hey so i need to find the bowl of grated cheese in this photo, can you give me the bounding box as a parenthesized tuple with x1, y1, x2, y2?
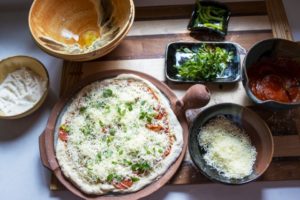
(0, 56, 49, 119)
(189, 103, 273, 184)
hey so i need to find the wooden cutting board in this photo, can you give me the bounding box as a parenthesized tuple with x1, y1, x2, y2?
(51, 0, 300, 190)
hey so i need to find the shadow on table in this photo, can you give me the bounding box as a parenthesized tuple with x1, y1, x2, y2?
(36, 156, 81, 200)
(0, 88, 57, 141)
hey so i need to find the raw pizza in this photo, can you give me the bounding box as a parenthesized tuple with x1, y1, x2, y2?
(56, 74, 183, 194)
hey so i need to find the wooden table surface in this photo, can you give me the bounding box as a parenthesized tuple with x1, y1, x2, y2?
(51, 0, 300, 190)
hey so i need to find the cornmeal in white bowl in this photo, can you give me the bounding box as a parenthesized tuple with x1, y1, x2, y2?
(0, 67, 47, 116)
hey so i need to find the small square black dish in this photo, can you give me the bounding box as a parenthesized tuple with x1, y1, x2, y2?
(165, 42, 241, 84)
(188, 1, 230, 37)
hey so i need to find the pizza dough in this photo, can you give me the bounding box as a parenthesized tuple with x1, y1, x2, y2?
(55, 74, 183, 194)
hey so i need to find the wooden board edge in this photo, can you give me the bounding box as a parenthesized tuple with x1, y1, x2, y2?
(135, 1, 267, 21)
(60, 61, 83, 97)
(50, 157, 300, 190)
(54, 0, 298, 192)
(265, 0, 293, 40)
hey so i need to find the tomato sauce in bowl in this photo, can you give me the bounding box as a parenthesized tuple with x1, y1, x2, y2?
(248, 58, 300, 103)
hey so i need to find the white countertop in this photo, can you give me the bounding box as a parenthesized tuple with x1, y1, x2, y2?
(1, 1, 300, 200)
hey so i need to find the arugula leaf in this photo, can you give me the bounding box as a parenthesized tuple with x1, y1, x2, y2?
(131, 162, 151, 173)
(96, 152, 102, 163)
(112, 161, 117, 165)
(123, 159, 133, 166)
(117, 106, 126, 117)
(99, 120, 104, 127)
(109, 128, 116, 136)
(106, 174, 114, 182)
(131, 177, 140, 182)
(104, 105, 111, 113)
(106, 173, 122, 183)
(103, 89, 113, 98)
(177, 44, 233, 81)
(80, 123, 93, 136)
(92, 101, 105, 109)
(125, 102, 134, 111)
(139, 111, 155, 123)
(106, 135, 114, 144)
(79, 106, 87, 114)
(118, 149, 124, 155)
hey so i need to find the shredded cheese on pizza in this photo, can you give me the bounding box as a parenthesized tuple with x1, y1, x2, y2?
(55, 74, 183, 194)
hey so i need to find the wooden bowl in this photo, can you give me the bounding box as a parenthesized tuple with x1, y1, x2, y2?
(0, 56, 49, 119)
(28, 0, 135, 61)
(39, 69, 211, 199)
(189, 103, 274, 184)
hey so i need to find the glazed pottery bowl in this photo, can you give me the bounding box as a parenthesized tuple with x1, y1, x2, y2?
(29, 0, 135, 61)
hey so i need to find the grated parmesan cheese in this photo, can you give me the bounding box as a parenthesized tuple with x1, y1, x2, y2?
(198, 116, 257, 179)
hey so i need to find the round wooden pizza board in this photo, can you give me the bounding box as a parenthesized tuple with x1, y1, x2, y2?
(39, 69, 210, 200)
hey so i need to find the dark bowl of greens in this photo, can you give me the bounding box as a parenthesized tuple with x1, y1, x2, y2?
(188, 0, 230, 37)
(166, 42, 243, 83)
